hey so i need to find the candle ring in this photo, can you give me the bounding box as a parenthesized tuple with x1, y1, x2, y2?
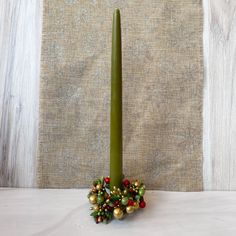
(87, 176, 146, 224)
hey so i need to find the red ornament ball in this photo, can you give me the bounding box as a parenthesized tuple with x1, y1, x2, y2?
(128, 199, 135, 206)
(139, 201, 146, 208)
(104, 177, 110, 184)
(123, 179, 130, 187)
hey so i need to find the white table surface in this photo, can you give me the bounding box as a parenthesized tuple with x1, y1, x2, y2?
(0, 188, 236, 236)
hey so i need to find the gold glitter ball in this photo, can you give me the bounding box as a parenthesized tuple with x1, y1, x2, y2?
(134, 202, 139, 210)
(113, 208, 124, 220)
(89, 194, 97, 204)
(93, 204, 99, 211)
(126, 206, 134, 214)
(96, 184, 103, 190)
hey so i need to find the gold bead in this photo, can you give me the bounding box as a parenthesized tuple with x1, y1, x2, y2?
(133, 202, 139, 210)
(92, 187, 97, 192)
(106, 199, 110, 203)
(113, 208, 124, 220)
(123, 190, 128, 195)
(96, 184, 103, 190)
(93, 205, 99, 211)
(89, 194, 97, 204)
(134, 181, 140, 187)
(126, 206, 134, 214)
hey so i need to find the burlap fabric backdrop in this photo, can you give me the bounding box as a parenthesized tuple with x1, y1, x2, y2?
(38, 0, 203, 191)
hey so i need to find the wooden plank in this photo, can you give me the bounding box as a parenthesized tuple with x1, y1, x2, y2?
(0, 1, 42, 187)
(203, 0, 236, 190)
(1, 189, 236, 235)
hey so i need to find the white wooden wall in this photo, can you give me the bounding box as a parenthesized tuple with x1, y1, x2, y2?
(0, 0, 236, 190)
(0, 0, 42, 187)
(203, 0, 236, 190)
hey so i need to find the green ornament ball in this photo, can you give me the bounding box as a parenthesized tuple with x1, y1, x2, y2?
(97, 195, 104, 204)
(121, 197, 129, 205)
(135, 195, 141, 200)
(139, 188, 145, 197)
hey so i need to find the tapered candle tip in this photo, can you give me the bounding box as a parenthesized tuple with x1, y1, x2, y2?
(114, 8, 120, 16)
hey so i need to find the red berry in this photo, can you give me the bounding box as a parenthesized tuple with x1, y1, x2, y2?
(139, 201, 146, 208)
(123, 179, 130, 187)
(128, 199, 135, 206)
(104, 177, 110, 184)
(114, 200, 120, 206)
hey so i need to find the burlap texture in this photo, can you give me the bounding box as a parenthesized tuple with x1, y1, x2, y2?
(38, 0, 203, 190)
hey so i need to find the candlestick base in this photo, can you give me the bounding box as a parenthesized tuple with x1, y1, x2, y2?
(87, 176, 146, 224)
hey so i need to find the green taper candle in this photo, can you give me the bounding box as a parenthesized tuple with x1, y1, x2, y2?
(110, 9, 122, 189)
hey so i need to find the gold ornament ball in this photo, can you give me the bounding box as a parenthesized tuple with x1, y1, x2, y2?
(134, 181, 140, 187)
(89, 194, 97, 204)
(113, 208, 124, 220)
(126, 206, 134, 214)
(96, 184, 103, 190)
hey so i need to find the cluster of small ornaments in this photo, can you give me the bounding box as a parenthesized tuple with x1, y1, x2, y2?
(88, 176, 146, 224)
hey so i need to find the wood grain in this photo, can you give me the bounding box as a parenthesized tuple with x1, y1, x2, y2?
(0, 1, 42, 187)
(203, 0, 236, 190)
(1, 188, 236, 235)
